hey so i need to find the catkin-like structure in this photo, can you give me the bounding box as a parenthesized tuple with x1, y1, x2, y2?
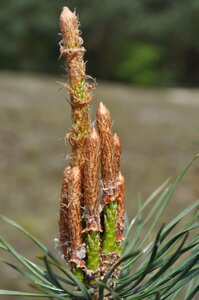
(67, 166, 84, 268)
(60, 7, 92, 169)
(96, 102, 116, 205)
(83, 128, 101, 233)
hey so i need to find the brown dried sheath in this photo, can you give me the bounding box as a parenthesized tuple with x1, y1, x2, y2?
(116, 172, 126, 242)
(59, 165, 71, 260)
(83, 127, 101, 232)
(67, 166, 84, 268)
(96, 102, 116, 205)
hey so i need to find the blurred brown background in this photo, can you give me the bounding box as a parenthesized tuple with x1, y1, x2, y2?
(0, 0, 199, 295)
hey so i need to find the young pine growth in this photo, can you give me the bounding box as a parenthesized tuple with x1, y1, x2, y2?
(83, 128, 101, 274)
(1, 5, 198, 300)
(59, 6, 125, 284)
(60, 7, 91, 168)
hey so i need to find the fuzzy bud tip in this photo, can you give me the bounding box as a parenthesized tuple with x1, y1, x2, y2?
(96, 102, 112, 133)
(60, 6, 81, 50)
(98, 102, 110, 116)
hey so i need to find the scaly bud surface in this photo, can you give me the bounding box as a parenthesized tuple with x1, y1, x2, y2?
(59, 165, 71, 260)
(96, 102, 116, 204)
(67, 167, 85, 277)
(84, 128, 101, 232)
(113, 133, 122, 176)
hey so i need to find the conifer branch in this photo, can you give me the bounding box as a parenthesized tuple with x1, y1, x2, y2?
(0, 5, 198, 300)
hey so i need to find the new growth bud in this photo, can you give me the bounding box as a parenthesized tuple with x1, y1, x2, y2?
(67, 166, 84, 268)
(97, 102, 116, 204)
(59, 6, 126, 284)
(83, 128, 101, 232)
(60, 7, 82, 50)
(60, 6, 92, 169)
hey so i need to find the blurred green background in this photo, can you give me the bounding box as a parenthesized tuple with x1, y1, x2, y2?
(1, 0, 199, 86)
(0, 0, 199, 296)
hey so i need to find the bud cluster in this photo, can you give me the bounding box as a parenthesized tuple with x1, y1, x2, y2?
(59, 7, 125, 283)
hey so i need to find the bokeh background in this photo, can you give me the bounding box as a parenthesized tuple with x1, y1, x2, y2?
(1, 0, 199, 295)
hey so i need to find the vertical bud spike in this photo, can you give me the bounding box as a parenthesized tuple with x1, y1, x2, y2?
(97, 102, 118, 272)
(67, 166, 85, 270)
(96, 102, 116, 204)
(83, 127, 101, 275)
(59, 165, 71, 260)
(60, 7, 92, 169)
(84, 127, 101, 232)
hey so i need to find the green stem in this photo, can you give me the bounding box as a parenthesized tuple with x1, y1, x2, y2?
(71, 263, 84, 282)
(86, 231, 100, 271)
(115, 241, 122, 254)
(102, 201, 117, 253)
